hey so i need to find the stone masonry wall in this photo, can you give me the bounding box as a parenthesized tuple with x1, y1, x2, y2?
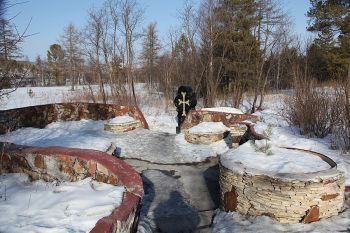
(0, 143, 144, 233)
(219, 163, 345, 224)
(181, 110, 260, 146)
(0, 103, 149, 134)
(181, 110, 257, 131)
(104, 120, 143, 133)
(184, 131, 227, 144)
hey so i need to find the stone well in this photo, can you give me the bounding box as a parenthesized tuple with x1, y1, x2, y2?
(104, 117, 142, 133)
(181, 110, 257, 146)
(184, 122, 230, 145)
(0, 143, 144, 233)
(219, 148, 345, 224)
(184, 131, 229, 144)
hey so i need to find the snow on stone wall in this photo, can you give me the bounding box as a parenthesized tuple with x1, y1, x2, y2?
(0, 143, 144, 233)
(181, 110, 258, 146)
(0, 103, 149, 134)
(219, 162, 345, 224)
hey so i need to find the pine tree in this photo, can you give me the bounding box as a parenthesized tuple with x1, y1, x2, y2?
(47, 44, 65, 86)
(307, 0, 350, 80)
(214, 0, 260, 107)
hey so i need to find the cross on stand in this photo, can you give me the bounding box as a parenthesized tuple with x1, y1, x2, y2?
(178, 92, 190, 116)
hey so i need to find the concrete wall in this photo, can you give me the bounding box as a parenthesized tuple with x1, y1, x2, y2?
(0, 143, 144, 233)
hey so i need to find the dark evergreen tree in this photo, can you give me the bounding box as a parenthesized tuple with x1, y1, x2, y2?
(307, 0, 350, 80)
(214, 0, 260, 107)
(47, 44, 65, 86)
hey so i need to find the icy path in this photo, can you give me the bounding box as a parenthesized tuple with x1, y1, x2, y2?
(126, 157, 220, 233)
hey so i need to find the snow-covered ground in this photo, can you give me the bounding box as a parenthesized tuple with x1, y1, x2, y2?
(0, 86, 89, 110)
(249, 109, 350, 185)
(213, 208, 350, 233)
(215, 95, 350, 233)
(1, 86, 350, 232)
(0, 120, 230, 164)
(0, 173, 124, 233)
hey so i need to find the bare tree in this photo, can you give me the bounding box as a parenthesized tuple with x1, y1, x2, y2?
(105, 0, 128, 102)
(85, 8, 108, 103)
(140, 22, 161, 88)
(60, 23, 83, 90)
(250, 0, 290, 112)
(0, 0, 32, 97)
(179, 0, 200, 88)
(119, 0, 143, 106)
(198, 0, 224, 107)
(34, 55, 48, 86)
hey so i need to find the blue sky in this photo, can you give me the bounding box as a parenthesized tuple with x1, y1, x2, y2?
(8, 0, 312, 61)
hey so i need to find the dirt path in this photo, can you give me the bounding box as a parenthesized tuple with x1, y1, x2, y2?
(123, 157, 220, 233)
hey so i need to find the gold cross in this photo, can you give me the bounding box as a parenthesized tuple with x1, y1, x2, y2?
(178, 92, 190, 116)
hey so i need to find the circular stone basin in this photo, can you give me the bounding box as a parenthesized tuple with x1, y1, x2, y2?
(184, 122, 230, 144)
(104, 115, 141, 133)
(219, 141, 345, 224)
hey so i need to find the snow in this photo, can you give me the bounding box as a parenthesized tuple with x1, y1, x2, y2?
(0, 86, 90, 110)
(0, 120, 230, 164)
(108, 115, 136, 124)
(213, 209, 350, 233)
(188, 122, 230, 135)
(220, 140, 331, 173)
(0, 120, 114, 152)
(201, 107, 243, 114)
(249, 109, 350, 184)
(0, 173, 124, 233)
(1, 86, 350, 232)
(144, 112, 178, 134)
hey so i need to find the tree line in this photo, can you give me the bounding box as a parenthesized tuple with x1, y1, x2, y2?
(0, 0, 349, 112)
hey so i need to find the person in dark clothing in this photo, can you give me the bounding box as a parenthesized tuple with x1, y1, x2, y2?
(174, 86, 197, 133)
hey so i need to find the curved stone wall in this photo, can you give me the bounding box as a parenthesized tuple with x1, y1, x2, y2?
(184, 131, 228, 144)
(0, 103, 149, 134)
(219, 153, 345, 224)
(181, 110, 257, 131)
(181, 110, 262, 146)
(0, 142, 144, 233)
